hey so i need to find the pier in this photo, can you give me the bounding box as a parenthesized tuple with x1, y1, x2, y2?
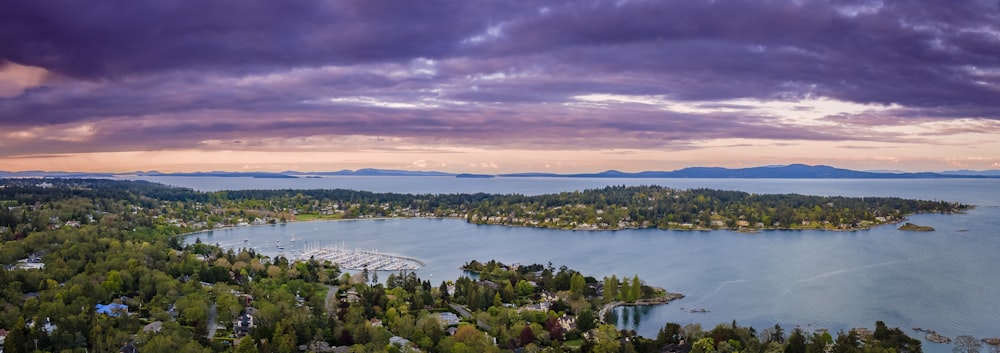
(296, 242, 423, 271)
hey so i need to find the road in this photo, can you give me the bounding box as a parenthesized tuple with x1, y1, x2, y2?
(449, 303, 490, 331)
(324, 285, 339, 316)
(206, 303, 218, 339)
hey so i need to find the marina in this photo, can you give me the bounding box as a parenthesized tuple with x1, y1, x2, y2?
(296, 242, 423, 271)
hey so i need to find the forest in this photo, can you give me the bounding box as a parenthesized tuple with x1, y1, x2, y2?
(1, 179, 970, 239)
(0, 178, 979, 352)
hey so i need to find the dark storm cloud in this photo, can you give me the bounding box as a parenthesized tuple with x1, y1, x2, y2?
(0, 0, 504, 78)
(1, 0, 998, 156)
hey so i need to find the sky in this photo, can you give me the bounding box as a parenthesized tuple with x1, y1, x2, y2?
(1, 0, 999, 173)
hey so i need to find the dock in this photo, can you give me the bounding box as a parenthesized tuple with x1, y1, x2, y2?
(296, 242, 423, 271)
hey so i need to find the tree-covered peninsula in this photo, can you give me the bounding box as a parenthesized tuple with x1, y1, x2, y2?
(0, 179, 969, 237)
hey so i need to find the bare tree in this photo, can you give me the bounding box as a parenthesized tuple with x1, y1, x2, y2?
(954, 335, 982, 353)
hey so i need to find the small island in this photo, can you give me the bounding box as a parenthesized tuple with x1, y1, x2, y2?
(455, 173, 495, 178)
(898, 222, 935, 231)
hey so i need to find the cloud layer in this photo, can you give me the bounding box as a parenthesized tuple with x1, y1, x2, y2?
(1, 0, 998, 171)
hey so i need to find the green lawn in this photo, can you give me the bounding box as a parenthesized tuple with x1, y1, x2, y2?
(563, 339, 584, 350)
(293, 213, 343, 221)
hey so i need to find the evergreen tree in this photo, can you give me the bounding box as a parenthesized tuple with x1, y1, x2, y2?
(630, 274, 642, 302)
(603, 275, 618, 303)
(6, 317, 29, 353)
(439, 281, 450, 301)
(569, 273, 586, 298)
(785, 328, 807, 353)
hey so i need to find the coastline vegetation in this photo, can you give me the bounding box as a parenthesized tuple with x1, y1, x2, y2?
(0, 178, 975, 352)
(1, 179, 969, 239)
(897, 223, 935, 232)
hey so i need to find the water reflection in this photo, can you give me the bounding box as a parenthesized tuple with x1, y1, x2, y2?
(609, 305, 654, 329)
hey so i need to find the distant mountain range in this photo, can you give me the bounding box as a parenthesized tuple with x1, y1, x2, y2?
(500, 164, 1000, 178)
(0, 171, 118, 178)
(941, 169, 1000, 177)
(282, 168, 454, 177)
(3, 164, 1000, 179)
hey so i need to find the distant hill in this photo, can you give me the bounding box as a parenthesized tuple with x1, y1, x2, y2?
(500, 164, 996, 178)
(135, 171, 297, 178)
(284, 169, 455, 177)
(0, 171, 116, 178)
(455, 173, 495, 178)
(941, 169, 1000, 177)
(4, 165, 998, 179)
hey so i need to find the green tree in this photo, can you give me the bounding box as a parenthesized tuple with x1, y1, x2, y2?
(785, 328, 807, 353)
(515, 280, 534, 297)
(576, 310, 598, 333)
(603, 275, 618, 303)
(569, 273, 586, 298)
(592, 324, 622, 353)
(808, 332, 834, 353)
(692, 337, 717, 353)
(5, 317, 28, 353)
(629, 274, 642, 302)
(103, 270, 124, 294)
(234, 337, 258, 353)
(831, 330, 861, 353)
(656, 322, 683, 345)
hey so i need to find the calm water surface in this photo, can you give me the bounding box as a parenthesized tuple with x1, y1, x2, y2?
(173, 177, 1000, 352)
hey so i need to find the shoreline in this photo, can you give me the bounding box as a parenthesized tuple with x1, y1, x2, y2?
(599, 291, 686, 323)
(179, 212, 961, 241)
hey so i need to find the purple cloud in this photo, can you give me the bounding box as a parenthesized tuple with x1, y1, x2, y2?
(1, 0, 998, 160)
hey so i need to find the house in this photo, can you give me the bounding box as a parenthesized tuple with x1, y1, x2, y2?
(479, 280, 500, 290)
(297, 341, 347, 352)
(434, 312, 460, 327)
(661, 342, 692, 353)
(519, 302, 550, 312)
(0, 328, 8, 346)
(26, 318, 56, 335)
(238, 294, 254, 307)
(16, 255, 45, 270)
(341, 288, 361, 304)
(120, 341, 138, 353)
(558, 315, 577, 331)
(389, 336, 413, 351)
(369, 318, 383, 328)
(234, 314, 254, 337)
(96, 303, 129, 317)
(143, 321, 163, 333)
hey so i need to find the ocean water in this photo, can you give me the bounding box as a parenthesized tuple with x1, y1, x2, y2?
(170, 176, 1000, 352)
